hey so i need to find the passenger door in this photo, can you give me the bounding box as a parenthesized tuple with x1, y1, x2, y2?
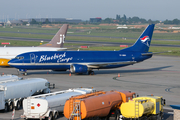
(30, 53, 36, 64)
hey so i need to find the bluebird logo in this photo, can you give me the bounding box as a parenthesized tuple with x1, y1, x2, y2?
(140, 36, 150, 47)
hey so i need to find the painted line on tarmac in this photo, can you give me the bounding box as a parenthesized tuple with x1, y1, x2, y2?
(113, 76, 166, 86)
(113, 76, 180, 93)
(167, 112, 174, 114)
(165, 87, 176, 93)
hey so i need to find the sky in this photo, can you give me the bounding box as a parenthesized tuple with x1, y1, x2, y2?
(0, 0, 180, 21)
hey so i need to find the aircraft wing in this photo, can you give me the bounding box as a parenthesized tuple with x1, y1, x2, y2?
(87, 61, 136, 68)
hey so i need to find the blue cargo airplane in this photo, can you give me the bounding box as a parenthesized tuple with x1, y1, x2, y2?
(8, 24, 155, 75)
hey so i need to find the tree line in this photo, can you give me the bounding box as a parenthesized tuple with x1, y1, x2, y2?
(101, 14, 180, 25)
(29, 15, 180, 25)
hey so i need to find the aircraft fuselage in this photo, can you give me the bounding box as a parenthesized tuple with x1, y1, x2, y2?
(8, 51, 152, 70)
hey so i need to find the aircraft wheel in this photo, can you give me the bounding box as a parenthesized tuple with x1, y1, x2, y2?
(23, 72, 27, 76)
(88, 71, 94, 75)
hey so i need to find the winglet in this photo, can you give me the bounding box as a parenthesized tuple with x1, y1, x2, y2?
(39, 24, 69, 48)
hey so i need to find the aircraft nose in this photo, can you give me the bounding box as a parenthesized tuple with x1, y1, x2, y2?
(8, 59, 16, 65)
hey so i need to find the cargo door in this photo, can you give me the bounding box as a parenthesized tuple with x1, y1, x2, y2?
(0, 91, 5, 110)
(30, 53, 36, 64)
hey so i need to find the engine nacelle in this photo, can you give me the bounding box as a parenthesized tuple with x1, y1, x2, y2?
(70, 64, 88, 74)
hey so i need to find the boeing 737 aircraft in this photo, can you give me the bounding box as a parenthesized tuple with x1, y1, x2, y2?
(8, 24, 155, 75)
(0, 24, 68, 66)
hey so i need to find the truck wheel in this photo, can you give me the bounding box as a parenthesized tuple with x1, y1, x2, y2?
(100, 117, 108, 120)
(16, 101, 21, 110)
(43, 88, 51, 94)
(160, 112, 163, 120)
(115, 110, 120, 120)
(108, 110, 120, 120)
(54, 112, 58, 120)
(20, 99, 24, 107)
(9, 102, 13, 111)
(46, 112, 53, 120)
(45, 114, 53, 120)
(3, 103, 9, 112)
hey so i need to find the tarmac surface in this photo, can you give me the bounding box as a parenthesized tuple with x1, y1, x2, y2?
(0, 55, 178, 120)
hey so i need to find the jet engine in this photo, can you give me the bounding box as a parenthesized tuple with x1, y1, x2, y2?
(70, 64, 88, 74)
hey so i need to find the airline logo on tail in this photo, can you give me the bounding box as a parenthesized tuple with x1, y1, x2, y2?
(140, 36, 150, 47)
(57, 34, 65, 44)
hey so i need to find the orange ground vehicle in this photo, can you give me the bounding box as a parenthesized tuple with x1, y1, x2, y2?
(64, 90, 136, 120)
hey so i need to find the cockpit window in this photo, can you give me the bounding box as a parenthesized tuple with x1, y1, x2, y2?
(15, 56, 24, 59)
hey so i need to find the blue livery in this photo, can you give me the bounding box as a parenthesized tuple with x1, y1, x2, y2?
(8, 24, 155, 75)
(170, 105, 180, 110)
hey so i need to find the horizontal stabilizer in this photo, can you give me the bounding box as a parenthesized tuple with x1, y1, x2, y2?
(142, 51, 171, 56)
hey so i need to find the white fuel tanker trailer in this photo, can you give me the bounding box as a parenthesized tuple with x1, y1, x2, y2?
(21, 88, 95, 120)
(0, 74, 20, 83)
(0, 78, 51, 112)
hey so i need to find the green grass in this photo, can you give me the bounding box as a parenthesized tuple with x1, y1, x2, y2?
(149, 46, 180, 56)
(66, 36, 180, 45)
(0, 32, 53, 39)
(0, 26, 59, 34)
(0, 39, 88, 47)
(153, 33, 180, 40)
(64, 43, 87, 46)
(1, 32, 180, 46)
(0, 39, 46, 46)
(70, 24, 117, 29)
(1, 26, 180, 40)
(0, 39, 179, 56)
(151, 40, 180, 45)
(76, 46, 180, 56)
(0, 25, 180, 56)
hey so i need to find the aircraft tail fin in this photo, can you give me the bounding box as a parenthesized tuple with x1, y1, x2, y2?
(39, 24, 69, 48)
(121, 24, 155, 53)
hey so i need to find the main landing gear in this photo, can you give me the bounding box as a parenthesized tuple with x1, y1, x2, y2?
(17, 69, 27, 76)
(88, 70, 94, 75)
(23, 72, 27, 76)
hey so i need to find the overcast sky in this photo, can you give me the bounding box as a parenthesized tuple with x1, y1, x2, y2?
(0, 0, 179, 21)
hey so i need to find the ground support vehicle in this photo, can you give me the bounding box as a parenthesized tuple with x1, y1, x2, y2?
(120, 95, 166, 120)
(0, 74, 21, 83)
(64, 90, 136, 120)
(0, 78, 51, 112)
(21, 88, 95, 120)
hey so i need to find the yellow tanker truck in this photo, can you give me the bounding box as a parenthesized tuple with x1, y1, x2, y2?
(120, 95, 166, 120)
